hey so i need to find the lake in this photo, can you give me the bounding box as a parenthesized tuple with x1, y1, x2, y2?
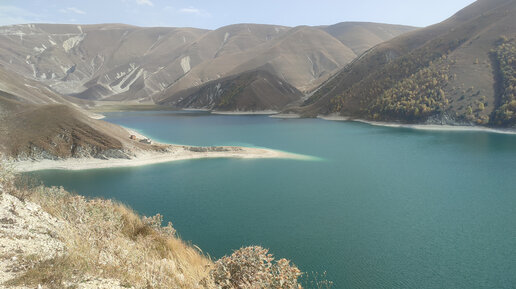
(33, 111, 516, 288)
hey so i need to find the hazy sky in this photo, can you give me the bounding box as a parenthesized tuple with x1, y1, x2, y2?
(0, 0, 477, 29)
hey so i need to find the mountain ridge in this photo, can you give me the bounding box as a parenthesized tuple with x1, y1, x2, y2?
(299, 0, 516, 128)
(0, 21, 417, 110)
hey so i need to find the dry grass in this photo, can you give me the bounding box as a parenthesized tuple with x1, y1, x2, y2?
(1, 156, 214, 288)
(0, 160, 15, 196)
(6, 255, 81, 289)
(0, 156, 307, 288)
(2, 104, 124, 159)
(211, 246, 302, 289)
(19, 186, 215, 288)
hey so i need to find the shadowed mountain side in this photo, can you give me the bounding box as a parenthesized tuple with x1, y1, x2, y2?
(159, 69, 303, 111)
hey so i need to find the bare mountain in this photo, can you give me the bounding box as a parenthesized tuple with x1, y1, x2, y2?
(320, 22, 417, 55)
(0, 65, 294, 162)
(301, 0, 516, 127)
(157, 25, 358, 99)
(0, 23, 208, 102)
(0, 65, 150, 160)
(0, 63, 87, 107)
(0, 22, 416, 107)
(159, 68, 303, 111)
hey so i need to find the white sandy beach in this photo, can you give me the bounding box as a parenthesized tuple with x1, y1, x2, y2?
(317, 115, 351, 121)
(317, 114, 516, 135)
(88, 113, 106, 120)
(13, 146, 313, 172)
(269, 113, 302, 119)
(211, 110, 279, 115)
(6, 111, 318, 172)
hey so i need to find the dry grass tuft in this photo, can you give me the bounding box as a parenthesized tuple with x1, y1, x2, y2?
(0, 156, 214, 288)
(5, 255, 83, 289)
(22, 186, 215, 288)
(211, 246, 302, 289)
(0, 158, 15, 196)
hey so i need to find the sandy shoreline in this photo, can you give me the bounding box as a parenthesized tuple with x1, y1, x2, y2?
(89, 108, 515, 135)
(88, 113, 106, 120)
(13, 146, 315, 172)
(269, 113, 302, 119)
(8, 111, 316, 172)
(31, 110, 514, 173)
(317, 115, 516, 135)
(211, 110, 279, 115)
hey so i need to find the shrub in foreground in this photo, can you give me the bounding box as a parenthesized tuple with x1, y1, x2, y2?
(211, 246, 302, 289)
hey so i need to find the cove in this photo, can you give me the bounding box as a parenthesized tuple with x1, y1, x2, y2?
(32, 111, 516, 288)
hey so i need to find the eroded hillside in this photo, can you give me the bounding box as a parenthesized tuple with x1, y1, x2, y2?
(0, 22, 416, 107)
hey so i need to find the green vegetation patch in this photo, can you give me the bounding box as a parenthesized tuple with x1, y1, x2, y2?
(491, 37, 516, 127)
(368, 60, 451, 121)
(326, 36, 467, 119)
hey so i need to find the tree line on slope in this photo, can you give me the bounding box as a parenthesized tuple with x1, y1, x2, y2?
(491, 37, 516, 127)
(327, 36, 467, 119)
(367, 58, 451, 121)
(319, 11, 515, 126)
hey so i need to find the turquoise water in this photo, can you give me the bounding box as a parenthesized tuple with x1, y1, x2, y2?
(33, 111, 516, 288)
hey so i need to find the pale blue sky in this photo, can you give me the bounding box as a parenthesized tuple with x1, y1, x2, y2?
(0, 0, 476, 29)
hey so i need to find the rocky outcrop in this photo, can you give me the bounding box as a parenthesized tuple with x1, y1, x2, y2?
(186, 146, 243, 153)
(0, 191, 131, 288)
(0, 193, 64, 286)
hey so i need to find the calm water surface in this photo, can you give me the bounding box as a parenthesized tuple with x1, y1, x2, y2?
(33, 111, 516, 288)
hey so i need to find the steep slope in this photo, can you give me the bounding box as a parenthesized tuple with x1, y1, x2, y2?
(0, 23, 209, 102)
(0, 167, 303, 289)
(0, 22, 415, 104)
(0, 101, 128, 160)
(320, 22, 418, 55)
(159, 69, 303, 111)
(0, 66, 302, 166)
(231, 26, 358, 91)
(0, 66, 150, 160)
(302, 0, 516, 127)
(0, 63, 88, 107)
(158, 25, 358, 100)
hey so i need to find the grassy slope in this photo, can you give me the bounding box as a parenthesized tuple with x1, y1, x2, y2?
(0, 66, 150, 160)
(1, 168, 214, 288)
(1, 99, 125, 159)
(0, 162, 303, 289)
